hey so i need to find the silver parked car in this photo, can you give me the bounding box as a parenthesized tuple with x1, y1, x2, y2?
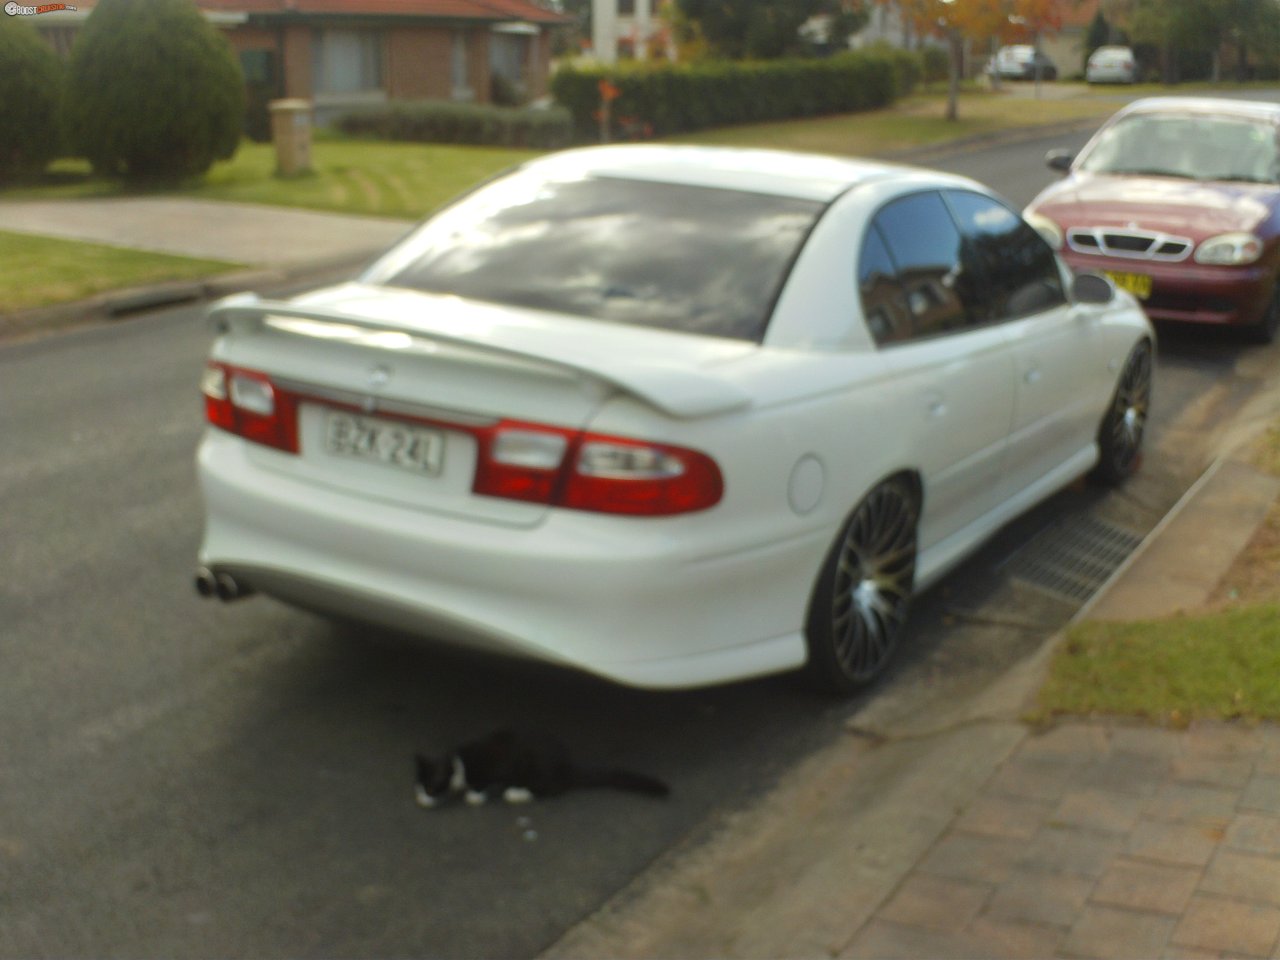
(987, 45, 1058, 81)
(1086, 46, 1137, 84)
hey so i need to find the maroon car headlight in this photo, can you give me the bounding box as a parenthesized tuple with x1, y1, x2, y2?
(1194, 232, 1263, 265)
(1024, 212, 1064, 250)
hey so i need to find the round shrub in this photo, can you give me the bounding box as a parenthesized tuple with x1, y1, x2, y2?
(0, 16, 64, 182)
(66, 0, 244, 182)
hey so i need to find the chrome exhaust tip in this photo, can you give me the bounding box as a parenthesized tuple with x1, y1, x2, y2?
(195, 567, 218, 598)
(214, 571, 253, 602)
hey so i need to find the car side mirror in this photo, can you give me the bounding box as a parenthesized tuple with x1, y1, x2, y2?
(1046, 149, 1074, 173)
(1072, 272, 1115, 305)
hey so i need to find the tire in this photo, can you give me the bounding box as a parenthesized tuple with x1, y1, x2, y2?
(804, 477, 919, 694)
(1243, 286, 1280, 345)
(1092, 339, 1152, 486)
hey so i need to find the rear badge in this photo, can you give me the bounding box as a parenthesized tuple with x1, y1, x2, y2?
(368, 364, 393, 389)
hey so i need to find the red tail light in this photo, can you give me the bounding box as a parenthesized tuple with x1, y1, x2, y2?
(475, 424, 723, 516)
(562, 435, 723, 515)
(201, 362, 299, 454)
(202, 363, 722, 515)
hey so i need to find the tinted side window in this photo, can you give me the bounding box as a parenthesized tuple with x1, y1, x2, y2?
(945, 190, 1066, 321)
(857, 225, 912, 345)
(871, 191, 983, 339)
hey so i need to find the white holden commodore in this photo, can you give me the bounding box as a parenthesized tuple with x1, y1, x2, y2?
(195, 145, 1153, 693)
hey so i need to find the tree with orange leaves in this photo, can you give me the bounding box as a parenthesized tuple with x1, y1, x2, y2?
(875, 0, 1068, 119)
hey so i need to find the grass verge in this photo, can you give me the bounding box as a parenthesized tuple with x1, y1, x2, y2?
(1035, 605, 1280, 726)
(0, 231, 241, 314)
(1036, 418, 1280, 726)
(6, 140, 541, 220)
(671, 88, 1116, 156)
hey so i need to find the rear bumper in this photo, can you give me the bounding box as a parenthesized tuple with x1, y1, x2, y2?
(196, 431, 820, 689)
(1063, 254, 1274, 329)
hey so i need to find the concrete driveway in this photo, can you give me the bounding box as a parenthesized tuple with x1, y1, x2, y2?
(0, 197, 413, 267)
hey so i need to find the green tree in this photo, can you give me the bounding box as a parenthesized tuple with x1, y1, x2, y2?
(0, 16, 64, 182)
(66, 0, 244, 182)
(675, 0, 867, 59)
(1083, 7, 1110, 70)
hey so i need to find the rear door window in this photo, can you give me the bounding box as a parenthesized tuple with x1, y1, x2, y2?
(944, 190, 1066, 321)
(858, 191, 986, 343)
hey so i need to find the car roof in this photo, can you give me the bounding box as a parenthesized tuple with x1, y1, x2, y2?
(519, 144, 964, 203)
(1117, 96, 1280, 124)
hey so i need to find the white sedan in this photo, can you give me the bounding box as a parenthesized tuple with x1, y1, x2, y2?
(195, 145, 1153, 693)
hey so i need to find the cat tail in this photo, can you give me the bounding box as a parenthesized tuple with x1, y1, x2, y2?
(575, 767, 670, 798)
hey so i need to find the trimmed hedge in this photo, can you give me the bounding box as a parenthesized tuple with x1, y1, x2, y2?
(67, 0, 243, 182)
(551, 49, 925, 140)
(0, 16, 64, 182)
(333, 101, 574, 150)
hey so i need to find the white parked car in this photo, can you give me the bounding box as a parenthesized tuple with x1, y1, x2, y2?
(1086, 45, 1137, 84)
(195, 145, 1153, 693)
(987, 44, 1058, 81)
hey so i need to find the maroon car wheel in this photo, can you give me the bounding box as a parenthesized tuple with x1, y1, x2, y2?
(1246, 286, 1280, 345)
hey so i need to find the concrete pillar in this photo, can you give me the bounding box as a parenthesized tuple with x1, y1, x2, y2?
(592, 0, 617, 64)
(634, 0, 650, 61)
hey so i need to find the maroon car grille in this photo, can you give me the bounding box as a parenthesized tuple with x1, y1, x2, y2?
(1066, 227, 1192, 262)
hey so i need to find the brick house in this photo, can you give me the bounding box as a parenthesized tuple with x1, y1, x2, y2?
(36, 0, 568, 124)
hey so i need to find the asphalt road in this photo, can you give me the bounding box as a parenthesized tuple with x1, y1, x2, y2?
(0, 130, 1267, 958)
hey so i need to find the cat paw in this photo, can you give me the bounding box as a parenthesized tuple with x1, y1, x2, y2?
(414, 785, 439, 809)
(465, 790, 488, 806)
(503, 787, 534, 804)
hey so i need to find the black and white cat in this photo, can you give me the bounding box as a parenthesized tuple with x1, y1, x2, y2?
(414, 729, 670, 808)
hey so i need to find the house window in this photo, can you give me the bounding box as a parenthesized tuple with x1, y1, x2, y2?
(312, 28, 383, 95)
(452, 29, 473, 100)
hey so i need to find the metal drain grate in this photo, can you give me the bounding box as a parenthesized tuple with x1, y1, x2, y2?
(1001, 515, 1144, 604)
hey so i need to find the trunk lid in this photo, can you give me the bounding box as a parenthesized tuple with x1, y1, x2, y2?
(206, 284, 755, 527)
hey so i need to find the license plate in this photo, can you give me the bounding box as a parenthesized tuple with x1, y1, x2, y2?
(1104, 270, 1152, 300)
(324, 411, 444, 475)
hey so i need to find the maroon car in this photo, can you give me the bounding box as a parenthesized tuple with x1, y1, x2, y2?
(1025, 97, 1280, 342)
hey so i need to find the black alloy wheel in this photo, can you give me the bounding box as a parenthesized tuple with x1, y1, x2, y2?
(1093, 339, 1152, 486)
(805, 477, 918, 693)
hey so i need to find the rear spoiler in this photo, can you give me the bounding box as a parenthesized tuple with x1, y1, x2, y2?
(207, 293, 752, 420)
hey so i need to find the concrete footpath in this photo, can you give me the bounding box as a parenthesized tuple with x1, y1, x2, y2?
(0, 197, 412, 340)
(543, 395, 1280, 957)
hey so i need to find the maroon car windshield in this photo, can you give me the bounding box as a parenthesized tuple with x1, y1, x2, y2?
(1078, 113, 1280, 185)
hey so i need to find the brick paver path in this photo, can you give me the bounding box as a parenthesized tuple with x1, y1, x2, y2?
(843, 721, 1280, 959)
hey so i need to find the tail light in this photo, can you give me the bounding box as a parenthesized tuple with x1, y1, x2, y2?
(475, 423, 723, 516)
(202, 363, 723, 516)
(201, 362, 298, 453)
(561, 435, 723, 515)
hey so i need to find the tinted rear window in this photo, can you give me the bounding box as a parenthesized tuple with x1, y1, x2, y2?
(368, 173, 824, 342)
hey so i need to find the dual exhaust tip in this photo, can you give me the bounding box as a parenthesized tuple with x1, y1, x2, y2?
(194, 567, 254, 602)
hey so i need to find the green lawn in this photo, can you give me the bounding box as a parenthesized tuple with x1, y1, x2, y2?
(1035, 605, 1280, 726)
(10, 140, 541, 220)
(671, 89, 1117, 156)
(0, 231, 240, 314)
